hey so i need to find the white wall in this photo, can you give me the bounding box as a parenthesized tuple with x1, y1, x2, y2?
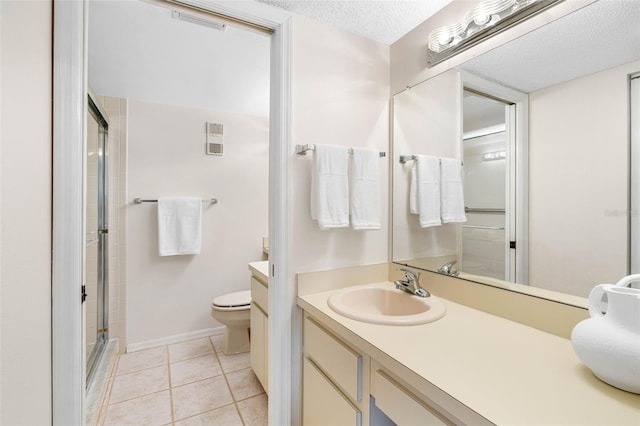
(0, 1, 53, 423)
(291, 15, 390, 274)
(392, 69, 461, 263)
(126, 100, 268, 346)
(529, 60, 640, 297)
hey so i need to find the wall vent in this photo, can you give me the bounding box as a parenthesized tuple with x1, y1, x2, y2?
(206, 122, 223, 156)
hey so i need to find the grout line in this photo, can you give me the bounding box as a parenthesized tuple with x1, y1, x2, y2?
(172, 403, 237, 424)
(102, 352, 121, 410)
(214, 335, 246, 426)
(210, 337, 247, 425)
(114, 361, 168, 377)
(167, 345, 176, 425)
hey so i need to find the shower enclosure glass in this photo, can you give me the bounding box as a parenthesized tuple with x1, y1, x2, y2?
(86, 94, 109, 384)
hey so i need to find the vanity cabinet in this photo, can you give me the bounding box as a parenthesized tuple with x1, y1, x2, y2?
(250, 275, 268, 393)
(301, 313, 481, 426)
(303, 358, 362, 425)
(370, 365, 452, 426)
(303, 316, 367, 425)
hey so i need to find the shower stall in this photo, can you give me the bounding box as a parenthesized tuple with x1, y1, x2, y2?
(85, 93, 109, 384)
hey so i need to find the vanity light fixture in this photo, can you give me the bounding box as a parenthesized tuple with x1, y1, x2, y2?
(426, 0, 560, 68)
(171, 10, 227, 32)
(482, 150, 507, 161)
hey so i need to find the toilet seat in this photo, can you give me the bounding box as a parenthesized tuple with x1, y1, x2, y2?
(212, 290, 251, 312)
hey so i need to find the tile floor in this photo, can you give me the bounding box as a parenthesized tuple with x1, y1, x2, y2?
(94, 335, 267, 425)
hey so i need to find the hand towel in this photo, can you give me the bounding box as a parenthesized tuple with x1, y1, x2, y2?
(440, 158, 467, 223)
(409, 162, 418, 214)
(310, 144, 349, 230)
(350, 147, 381, 230)
(416, 155, 442, 228)
(157, 197, 202, 256)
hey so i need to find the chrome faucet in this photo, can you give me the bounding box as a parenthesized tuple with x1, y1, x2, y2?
(438, 260, 459, 277)
(394, 268, 430, 298)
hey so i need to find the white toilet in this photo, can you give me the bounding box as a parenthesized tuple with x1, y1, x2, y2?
(210, 290, 252, 355)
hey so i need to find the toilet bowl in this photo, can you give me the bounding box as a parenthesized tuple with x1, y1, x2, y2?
(210, 290, 251, 355)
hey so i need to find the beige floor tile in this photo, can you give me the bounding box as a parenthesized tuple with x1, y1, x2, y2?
(170, 354, 223, 387)
(116, 347, 167, 375)
(174, 404, 243, 426)
(103, 391, 172, 426)
(172, 376, 233, 421)
(109, 365, 169, 404)
(226, 368, 264, 401)
(237, 394, 268, 426)
(216, 351, 251, 373)
(169, 338, 213, 362)
(209, 334, 224, 353)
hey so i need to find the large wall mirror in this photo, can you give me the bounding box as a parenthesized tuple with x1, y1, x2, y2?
(392, 0, 640, 300)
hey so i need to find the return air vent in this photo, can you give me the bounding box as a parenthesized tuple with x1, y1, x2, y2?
(206, 122, 223, 156)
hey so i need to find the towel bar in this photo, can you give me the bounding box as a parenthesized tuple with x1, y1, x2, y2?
(400, 155, 464, 166)
(133, 198, 218, 205)
(464, 207, 504, 213)
(296, 144, 386, 157)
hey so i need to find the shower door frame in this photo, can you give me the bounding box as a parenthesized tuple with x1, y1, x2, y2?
(85, 93, 109, 384)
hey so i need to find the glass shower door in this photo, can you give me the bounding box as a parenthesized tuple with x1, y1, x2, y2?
(86, 95, 109, 384)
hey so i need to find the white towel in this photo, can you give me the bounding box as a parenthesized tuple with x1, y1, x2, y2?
(415, 155, 442, 228)
(409, 163, 418, 214)
(440, 158, 467, 223)
(310, 144, 349, 230)
(157, 197, 202, 256)
(350, 147, 381, 230)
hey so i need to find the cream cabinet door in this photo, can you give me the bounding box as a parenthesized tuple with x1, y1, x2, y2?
(250, 304, 267, 392)
(303, 357, 362, 426)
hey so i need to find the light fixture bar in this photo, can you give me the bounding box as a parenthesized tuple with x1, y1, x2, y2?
(426, 0, 561, 68)
(172, 10, 227, 32)
(482, 150, 507, 161)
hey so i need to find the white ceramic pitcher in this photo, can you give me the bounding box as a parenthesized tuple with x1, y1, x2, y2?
(571, 275, 640, 394)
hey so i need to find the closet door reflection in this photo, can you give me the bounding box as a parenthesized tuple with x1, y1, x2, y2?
(86, 96, 109, 383)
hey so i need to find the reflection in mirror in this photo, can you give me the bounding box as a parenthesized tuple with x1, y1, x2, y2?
(461, 91, 508, 281)
(392, 0, 640, 300)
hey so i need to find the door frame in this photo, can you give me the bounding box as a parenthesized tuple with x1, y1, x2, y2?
(52, 1, 293, 424)
(631, 73, 640, 273)
(461, 71, 529, 284)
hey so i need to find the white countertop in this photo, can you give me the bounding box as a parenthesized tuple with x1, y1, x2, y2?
(298, 283, 640, 425)
(248, 261, 269, 284)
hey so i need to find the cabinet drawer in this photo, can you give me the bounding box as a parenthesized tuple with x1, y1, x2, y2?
(304, 317, 363, 403)
(372, 369, 452, 426)
(303, 357, 362, 426)
(251, 277, 268, 314)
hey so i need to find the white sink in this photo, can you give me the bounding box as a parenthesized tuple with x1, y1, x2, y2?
(327, 282, 446, 326)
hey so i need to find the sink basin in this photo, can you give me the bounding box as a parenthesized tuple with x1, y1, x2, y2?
(327, 282, 446, 325)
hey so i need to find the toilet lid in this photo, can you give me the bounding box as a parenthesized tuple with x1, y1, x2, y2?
(212, 290, 251, 308)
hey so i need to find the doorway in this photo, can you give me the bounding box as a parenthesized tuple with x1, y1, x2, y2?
(459, 73, 529, 285)
(631, 74, 640, 274)
(462, 90, 509, 280)
(52, 1, 292, 424)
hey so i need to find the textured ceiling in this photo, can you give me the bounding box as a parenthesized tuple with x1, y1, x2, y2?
(459, 0, 640, 93)
(254, 0, 454, 45)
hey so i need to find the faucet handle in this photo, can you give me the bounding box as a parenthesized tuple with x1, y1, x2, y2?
(398, 268, 420, 282)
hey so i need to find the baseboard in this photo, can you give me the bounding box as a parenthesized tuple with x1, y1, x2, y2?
(126, 326, 225, 353)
